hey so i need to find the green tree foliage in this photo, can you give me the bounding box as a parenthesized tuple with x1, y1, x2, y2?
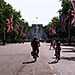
(44, 17, 60, 39)
(59, 0, 75, 41)
(44, 0, 75, 41)
(0, 0, 30, 43)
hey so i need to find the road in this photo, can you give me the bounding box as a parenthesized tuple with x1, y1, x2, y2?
(0, 42, 75, 75)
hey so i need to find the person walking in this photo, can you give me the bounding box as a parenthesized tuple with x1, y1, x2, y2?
(55, 41, 61, 62)
(49, 39, 56, 50)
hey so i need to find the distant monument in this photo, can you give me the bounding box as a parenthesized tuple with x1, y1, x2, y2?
(28, 24, 47, 41)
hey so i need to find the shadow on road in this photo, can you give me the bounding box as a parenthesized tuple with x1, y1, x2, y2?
(62, 48, 74, 50)
(22, 60, 36, 64)
(0, 44, 6, 46)
(48, 60, 58, 64)
(62, 50, 75, 53)
(61, 57, 75, 61)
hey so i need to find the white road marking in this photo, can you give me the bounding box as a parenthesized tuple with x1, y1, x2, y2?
(50, 65, 53, 70)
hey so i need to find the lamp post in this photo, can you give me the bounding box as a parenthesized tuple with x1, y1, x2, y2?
(36, 17, 39, 39)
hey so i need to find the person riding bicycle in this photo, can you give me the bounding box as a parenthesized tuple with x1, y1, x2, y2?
(31, 38, 40, 61)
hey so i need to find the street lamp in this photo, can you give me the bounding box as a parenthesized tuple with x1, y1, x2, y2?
(36, 17, 39, 39)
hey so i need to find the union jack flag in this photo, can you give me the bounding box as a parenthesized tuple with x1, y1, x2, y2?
(71, 11, 75, 24)
(60, 14, 67, 32)
(71, 0, 75, 11)
(7, 18, 13, 32)
(17, 23, 20, 30)
(50, 27, 56, 35)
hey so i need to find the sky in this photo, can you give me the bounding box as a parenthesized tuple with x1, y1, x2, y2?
(4, 0, 61, 26)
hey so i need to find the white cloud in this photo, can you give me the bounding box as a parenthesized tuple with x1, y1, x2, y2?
(4, 0, 61, 26)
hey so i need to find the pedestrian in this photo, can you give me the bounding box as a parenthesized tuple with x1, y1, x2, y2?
(31, 38, 40, 61)
(55, 41, 61, 62)
(49, 39, 56, 50)
(53, 39, 56, 49)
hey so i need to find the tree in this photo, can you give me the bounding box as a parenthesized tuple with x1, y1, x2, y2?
(0, 0, 30, 43)
(44, 17, 60, 39)
(59, 0, 75, 44)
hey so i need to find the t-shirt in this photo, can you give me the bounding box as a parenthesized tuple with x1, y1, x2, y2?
(31, 40, 40, 49)
(55, 46, 61, 51)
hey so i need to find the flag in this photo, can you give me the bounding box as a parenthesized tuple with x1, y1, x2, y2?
(23, 32, 27, 37)
(60, 14, 67, 32)
(71, 11, 75, 24)
(17, 23, 20, 30)
(50, 27, 56, 35)
(7, 18, 13, 32)
(20, 27, 27, 37)
(71, 0, 75, 11)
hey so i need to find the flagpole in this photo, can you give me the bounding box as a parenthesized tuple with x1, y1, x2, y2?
(3, 23, 6, 45)
(68, 7, 71, 45)
(59, 12, 61, 39)
(59, 11, 62, 40)
(19, 29, 20, 43)
(18, 24, 20, 43)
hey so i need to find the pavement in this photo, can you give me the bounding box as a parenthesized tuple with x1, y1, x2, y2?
(0, 43, 54, 75)
(0, 42, 75, 75)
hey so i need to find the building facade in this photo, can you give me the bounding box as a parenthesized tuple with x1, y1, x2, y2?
(28, 24, 47, 41)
